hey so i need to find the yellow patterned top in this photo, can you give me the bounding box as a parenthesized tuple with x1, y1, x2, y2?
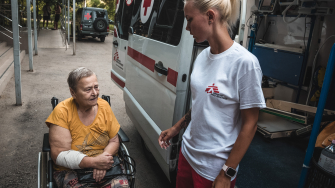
(45, 97, 120, 171)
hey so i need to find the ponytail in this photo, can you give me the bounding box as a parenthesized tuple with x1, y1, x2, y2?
(185, 0, 240, 34)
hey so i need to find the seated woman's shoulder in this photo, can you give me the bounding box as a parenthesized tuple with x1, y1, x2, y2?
(52, 98, 75, 112)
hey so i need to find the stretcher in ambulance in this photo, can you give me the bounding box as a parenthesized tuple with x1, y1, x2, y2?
(110, 0, 246, 183)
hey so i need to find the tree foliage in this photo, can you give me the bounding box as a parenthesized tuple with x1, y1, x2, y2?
(86, 0, 116, 21)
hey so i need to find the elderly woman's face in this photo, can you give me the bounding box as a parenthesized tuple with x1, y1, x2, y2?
(72, 74, 99, 107)
(184, 1, 211, 43)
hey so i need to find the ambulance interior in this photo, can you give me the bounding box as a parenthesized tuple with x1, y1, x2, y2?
(233, 0, 335, 187)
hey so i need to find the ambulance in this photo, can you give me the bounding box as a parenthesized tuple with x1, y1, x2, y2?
(110, 0, 335, 186)
(110, 0, 250, 184)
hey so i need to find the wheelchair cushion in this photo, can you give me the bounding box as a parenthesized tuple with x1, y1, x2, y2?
(43, 133, 51, 152)
(118, 128, 130, 143)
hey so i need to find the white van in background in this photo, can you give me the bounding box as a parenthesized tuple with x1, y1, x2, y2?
(111, 0, 246, 184)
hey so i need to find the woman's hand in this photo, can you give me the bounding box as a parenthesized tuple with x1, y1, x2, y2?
(93, 152, 114, 170)
(93, 169, 106, 182)
(212, 170, 231, 188)
(158, 126, 179, 149)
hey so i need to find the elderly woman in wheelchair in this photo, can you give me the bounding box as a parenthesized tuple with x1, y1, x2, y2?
(42, 67, 133, 188)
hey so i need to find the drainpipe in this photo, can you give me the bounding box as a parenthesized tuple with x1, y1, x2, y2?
(33, 0, 38, 55)
(26, 0, 33, 71)
(11, 0, 22, 105)
(73, 0, 76, 55)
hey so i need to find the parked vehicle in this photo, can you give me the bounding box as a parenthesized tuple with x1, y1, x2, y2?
(74, 7, 110, 42)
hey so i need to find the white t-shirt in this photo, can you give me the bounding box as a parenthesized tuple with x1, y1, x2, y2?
(181, 41, 266, 181)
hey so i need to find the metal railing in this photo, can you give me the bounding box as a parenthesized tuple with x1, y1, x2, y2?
(60, 0, 71, 50)
(60, 4, 68, 49)
(0, 12, 22, 44)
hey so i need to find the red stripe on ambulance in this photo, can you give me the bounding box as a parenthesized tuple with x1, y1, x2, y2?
(167, 68, 178, 87)
(127, 47, 155, 72)
(111, 72, 125, 88)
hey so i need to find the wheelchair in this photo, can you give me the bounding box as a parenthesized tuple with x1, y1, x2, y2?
(38, 95, 136, 188)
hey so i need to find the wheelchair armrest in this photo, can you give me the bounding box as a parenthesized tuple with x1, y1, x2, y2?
(42, 133, 51, 152)
(118, 128, 130, 143)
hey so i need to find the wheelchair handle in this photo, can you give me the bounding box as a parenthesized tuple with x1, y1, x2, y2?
(51, 97, 59, 109)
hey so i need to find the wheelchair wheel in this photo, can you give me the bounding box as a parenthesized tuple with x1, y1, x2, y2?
(38, 152, 48, 188)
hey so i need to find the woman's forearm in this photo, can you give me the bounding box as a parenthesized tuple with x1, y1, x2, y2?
(225, 108, 259, 169)
(103, 135, 120, 155)
(173, 109, 192, 131)
(224, 124, 257, 169)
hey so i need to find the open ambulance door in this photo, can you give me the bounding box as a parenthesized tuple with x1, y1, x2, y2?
(111, 0, 134, 89)
(123, 0, 194, 182)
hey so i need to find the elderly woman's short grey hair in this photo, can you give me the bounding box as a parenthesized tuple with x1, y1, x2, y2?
(67, 67, 95, 91)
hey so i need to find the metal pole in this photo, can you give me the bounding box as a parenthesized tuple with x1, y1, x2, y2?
(11, 0, 22, 105)
(73, 0, 76, 55)
(26, 0, 33, 71)
(68, 0, 70, 43)
(33, 0, 38, 55)
(85, 0, 86, 7)
(298, 43, 335, 187)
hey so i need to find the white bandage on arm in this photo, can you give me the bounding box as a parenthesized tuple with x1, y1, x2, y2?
(55, 150, 87, 169)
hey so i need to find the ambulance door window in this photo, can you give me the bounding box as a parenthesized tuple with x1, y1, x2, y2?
(131, 0, 185, 46)
(115, 0, 134, 40)
(115, 0, 125, 37)
(153, 0, 184, 45)
(131, 0, 160, 37)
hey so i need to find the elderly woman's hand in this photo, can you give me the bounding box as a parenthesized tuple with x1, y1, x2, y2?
(93, 152, 114, 170)
(93, 169, 106, 182)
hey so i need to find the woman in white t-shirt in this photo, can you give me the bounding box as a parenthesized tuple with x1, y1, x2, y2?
(158, 0, 266, 188)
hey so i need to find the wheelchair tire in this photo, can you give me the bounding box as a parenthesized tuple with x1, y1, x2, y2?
(140, 137, 157, 163)
(39, 152, 48, 188)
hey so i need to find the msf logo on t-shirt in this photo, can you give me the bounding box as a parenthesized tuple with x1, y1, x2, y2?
(206, 83, 228, 100)
(205, 83, 219, 94)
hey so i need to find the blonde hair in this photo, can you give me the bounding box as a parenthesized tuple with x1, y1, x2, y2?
(185, 0, 240, 34)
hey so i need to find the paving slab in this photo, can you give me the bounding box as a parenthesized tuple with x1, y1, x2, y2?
(37, 29, 66, 49)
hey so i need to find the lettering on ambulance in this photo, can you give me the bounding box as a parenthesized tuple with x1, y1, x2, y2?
(113, 49, 125, 71)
